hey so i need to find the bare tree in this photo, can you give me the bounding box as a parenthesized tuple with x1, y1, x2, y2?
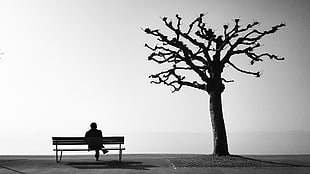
(144, 13, 285, 156)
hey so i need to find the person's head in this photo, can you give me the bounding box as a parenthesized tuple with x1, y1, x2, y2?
(90, 122, 97, 129)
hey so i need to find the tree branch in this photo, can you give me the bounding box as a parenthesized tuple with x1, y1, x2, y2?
(149, 67, 206, 92)
(247, 52, 284, 65)
(228, 61, 261, 77)
(221, 22, 285, 64)
(144, 26, 210, 83)
(221, 78, 234, 83)
(162, 14, 213, 64)
(145, 43, 182, 64)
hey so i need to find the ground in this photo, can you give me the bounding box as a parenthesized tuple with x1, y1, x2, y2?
(0, 154, 309, 174)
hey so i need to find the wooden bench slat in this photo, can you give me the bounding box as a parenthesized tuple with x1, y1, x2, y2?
(53, 147, 126, 151)
(53, 142, 124, 145)
(52, 136, 124, 145)
(53, 137, 124, 141)
(53, 143, 86, 145)
(52, 141, 124, 144)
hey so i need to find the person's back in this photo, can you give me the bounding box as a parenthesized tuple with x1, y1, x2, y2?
(85, 129, 102, 136)
(85, 122, 108, 161)
(85, 128, 103, 149)
(85, 128, 103, 139)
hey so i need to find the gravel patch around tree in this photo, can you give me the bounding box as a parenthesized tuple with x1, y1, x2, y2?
(167, 155, 298, 168)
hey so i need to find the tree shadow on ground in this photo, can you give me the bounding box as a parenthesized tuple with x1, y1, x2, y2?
(168, 155, 310, 168)
(65, 161, 159, 170)
(231, 155, 310, 167)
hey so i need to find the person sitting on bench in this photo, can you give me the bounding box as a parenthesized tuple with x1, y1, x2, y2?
(85, 122, 108, 161)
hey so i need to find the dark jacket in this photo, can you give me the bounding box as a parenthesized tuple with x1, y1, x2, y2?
(85, 129, 103, 150)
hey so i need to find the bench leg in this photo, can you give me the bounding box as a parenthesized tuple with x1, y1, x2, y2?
(119, 150, 122, 162)
(55, 144, 59, 163)
(60, 151, 63, 162)
(55, 150, 63, 163)
(56, 150, 59, 163)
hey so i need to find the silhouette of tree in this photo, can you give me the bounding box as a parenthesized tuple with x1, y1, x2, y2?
(144, 13, 285, 156)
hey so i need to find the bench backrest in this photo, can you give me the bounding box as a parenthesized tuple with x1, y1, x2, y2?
(52, 136, 124, 145)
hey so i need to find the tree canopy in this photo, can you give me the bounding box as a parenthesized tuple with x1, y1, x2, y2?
(144, 13, 285, 93)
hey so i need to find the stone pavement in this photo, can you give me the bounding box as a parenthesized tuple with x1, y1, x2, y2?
(0, 154, 309, 174)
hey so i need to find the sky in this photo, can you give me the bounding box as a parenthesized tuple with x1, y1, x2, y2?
(0, 0, 309, 155)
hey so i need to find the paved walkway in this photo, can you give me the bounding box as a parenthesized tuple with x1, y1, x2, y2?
(0, 154, 309, 174)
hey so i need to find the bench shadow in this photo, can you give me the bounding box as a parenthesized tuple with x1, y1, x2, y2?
(65, 161, 159, 170)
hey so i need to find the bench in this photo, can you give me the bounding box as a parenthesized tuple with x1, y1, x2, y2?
(52, 136, 125, 162)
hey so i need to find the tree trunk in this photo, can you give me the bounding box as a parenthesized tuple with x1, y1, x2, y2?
(209, 90, 230, 156)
